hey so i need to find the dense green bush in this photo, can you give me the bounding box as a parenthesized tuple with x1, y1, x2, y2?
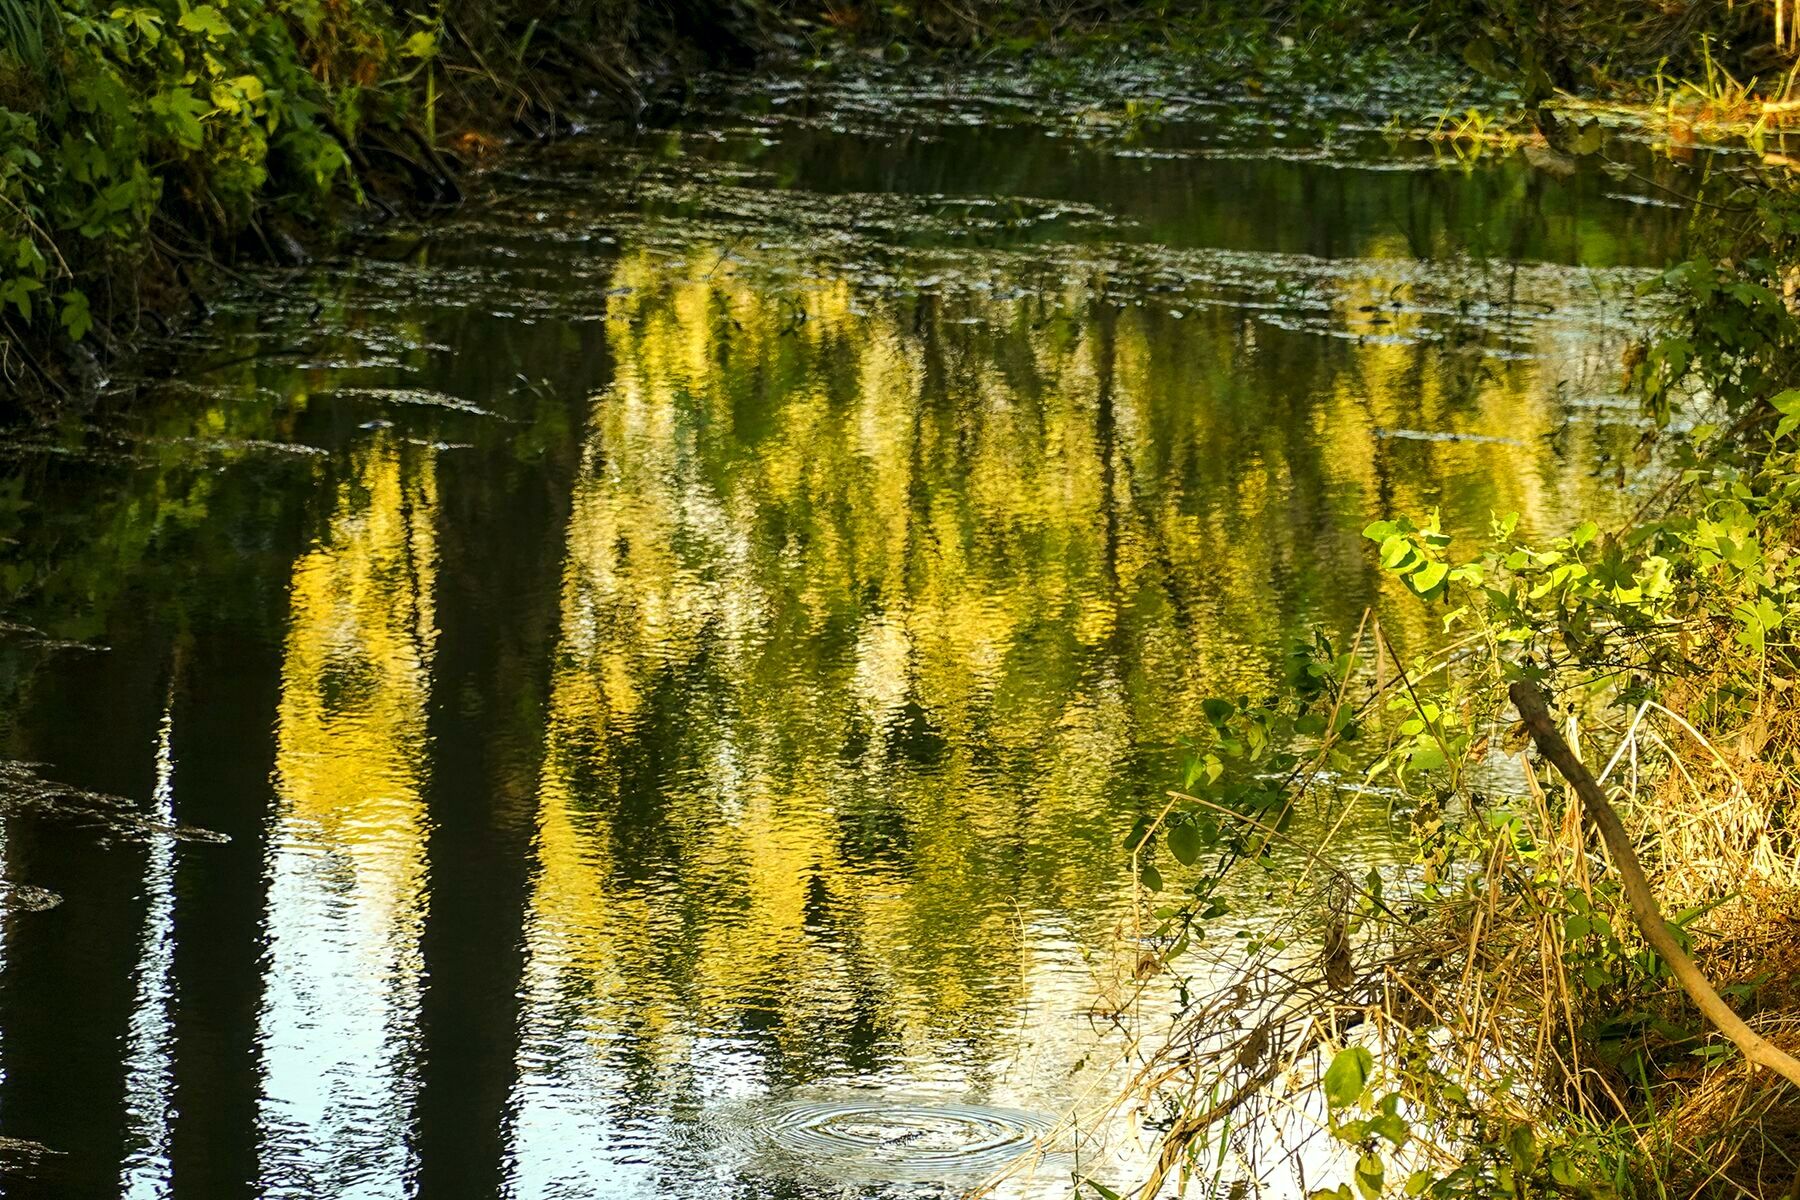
(0, 0, 429, 358)
(0, 0, 783, 391)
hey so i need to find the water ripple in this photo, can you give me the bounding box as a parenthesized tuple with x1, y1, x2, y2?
(718, 1098, 1066, 1184)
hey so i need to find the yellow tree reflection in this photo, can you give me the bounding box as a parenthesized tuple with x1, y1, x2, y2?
(257, 434, 439, 1196)
(504, 240, 1640, 1189)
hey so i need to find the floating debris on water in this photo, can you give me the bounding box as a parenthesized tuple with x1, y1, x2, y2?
(0, 881, 62, 912)
(1373, 427, 1528, 447)
(318, 387, 506, 419)
(0, 1135, 63, 1170)
(0, 760, 230, 846)
(131, 436, 331, 458)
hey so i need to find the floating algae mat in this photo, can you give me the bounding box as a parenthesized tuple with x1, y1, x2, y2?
(0, 61, 1708, 1198)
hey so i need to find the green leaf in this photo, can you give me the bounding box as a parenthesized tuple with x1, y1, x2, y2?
(1567, 121, 1603, 156)
(1323, 1046, 1373, 1110)
(1732, 597, 1781, 653)
(1773, 389, 1800, 439)
(1409, 560, 1449, 594)
(1462, 35, 1500, 78)
(1507, 1124, 1539, 1169)
(1354, 1152, 1385, 1200)
(1369, 1113, 1409, 1146)
(1362, 519, 1399, 543)
(150, 88, 209, 150)
(1406, 743, 1447, 773)
(60, 291, 92, 341)
(11, 239, 43, 275)
(112, 5, 164, 43)
(1167, 821, 1202, 866)
(1549, 1156, 1587, 1187)
(0, 276, 42, 321)
(177, 4, 230, 38)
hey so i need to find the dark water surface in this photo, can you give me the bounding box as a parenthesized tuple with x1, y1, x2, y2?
(0, 67, 1692, 1198)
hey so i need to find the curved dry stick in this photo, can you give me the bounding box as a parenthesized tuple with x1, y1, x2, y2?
(1509, 680, 1800, 1089)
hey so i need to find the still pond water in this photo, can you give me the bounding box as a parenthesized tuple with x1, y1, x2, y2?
(0, 65, 1693, 1198)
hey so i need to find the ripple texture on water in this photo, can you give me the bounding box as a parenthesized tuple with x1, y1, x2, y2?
(724, 1098, 1065, 1184)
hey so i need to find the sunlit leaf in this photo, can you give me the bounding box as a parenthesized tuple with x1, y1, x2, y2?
(1323, 1046, 1372, 1110)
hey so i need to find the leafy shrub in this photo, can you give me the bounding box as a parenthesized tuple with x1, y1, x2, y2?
(0, 0, 435, 369)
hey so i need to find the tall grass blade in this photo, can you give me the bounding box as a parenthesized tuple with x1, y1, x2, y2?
(0, 0, 49, 75)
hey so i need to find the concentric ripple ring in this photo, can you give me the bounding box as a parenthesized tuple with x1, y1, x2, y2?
(757, 1100, 1060, 1181)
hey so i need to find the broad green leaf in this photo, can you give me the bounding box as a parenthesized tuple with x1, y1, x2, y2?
(1507, 1124, 1538, 1169)
(150, 88, 208, 149)
(1409, 560, 1448, 594)
(1774, 389, 1800, 439)
(1462, 35, 1500, 78)
(1406, 744, 1446, 773)
(1550, 1155, 1587, 1186)
(60, 291, 92, 340)
(1323, 1046, 1372, 1110)
(1369, 1112, 1409, 1147)
(1354, 1152, 1385, 1200)
(177, 5, 230, 39)
(1732, 597, 1780, 652)
(0, 276, 42, 321)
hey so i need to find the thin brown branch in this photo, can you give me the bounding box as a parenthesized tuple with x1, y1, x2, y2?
(1510, 679, 1800, 1090)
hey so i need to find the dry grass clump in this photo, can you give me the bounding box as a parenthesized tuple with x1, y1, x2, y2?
(1626, 677, 1800, 906)
(1653, 1059, 1800, 1198)
(1073, 641, 1800, 1197)
(1474, 677, 1800, 1196)
(1607, 672, 1800, 1196)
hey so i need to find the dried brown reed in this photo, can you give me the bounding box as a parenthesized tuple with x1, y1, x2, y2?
(1030, 615, 1800, 1198)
